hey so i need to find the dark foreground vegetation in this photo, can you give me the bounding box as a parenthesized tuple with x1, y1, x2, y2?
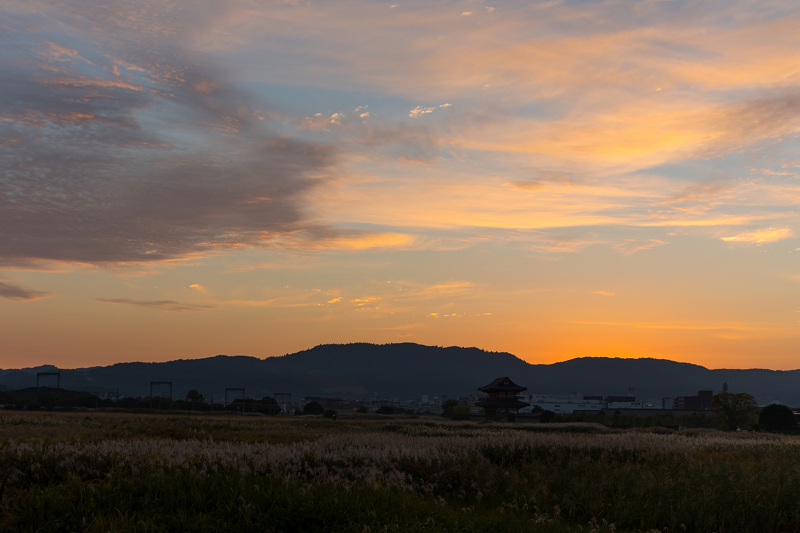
(1, 413, 800, 532)
(1, 387, 280, 414)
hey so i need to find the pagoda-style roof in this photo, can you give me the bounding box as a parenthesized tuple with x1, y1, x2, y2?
(478, 376, 527, 393)
(475, 397, 530, 409)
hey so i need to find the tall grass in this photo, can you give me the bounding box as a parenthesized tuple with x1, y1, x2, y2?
(1, 415, 799, 532)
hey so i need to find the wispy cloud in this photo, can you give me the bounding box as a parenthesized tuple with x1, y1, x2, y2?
(408, 103, 452, 118)
(0, 2, 335, 266)
(97, 298, 218, 312)
(611, 239, 670, 255)
(721, 228, 793, 244)
(0, 281, 54, 302)
(285, 232, 418, 251)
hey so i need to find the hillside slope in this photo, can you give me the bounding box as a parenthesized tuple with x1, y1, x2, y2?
(2, 343, 798, 405)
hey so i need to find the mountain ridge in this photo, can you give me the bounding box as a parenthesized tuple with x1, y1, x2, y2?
(2, 343, 798, 405)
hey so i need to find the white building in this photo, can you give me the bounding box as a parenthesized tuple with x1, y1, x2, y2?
(521, 394, 605, 414)
(607, 401, 643, 409)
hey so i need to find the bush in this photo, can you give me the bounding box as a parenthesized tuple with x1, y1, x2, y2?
(323, 409, 337, 419)
(441, 399, 459, 418)
(303, 401, 324, 415)
(759, 403, 796, 431)
(451, 404, 471, 420)
(540, 410, 556, 423)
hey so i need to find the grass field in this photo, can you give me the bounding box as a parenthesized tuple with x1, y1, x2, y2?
(1, 412, 798, 532)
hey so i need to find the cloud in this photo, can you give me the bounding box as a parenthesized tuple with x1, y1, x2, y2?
(5, 0, 800, 266)
(97, 298, 218, 312)
(408, 103, 452, 118)
(611, 238, 669, 255)
(0, 2, 335, 266)
(0, 281, 54, 301)
(211, 1, 800, 168)
(721, 228, 792, 244)
(293, 232, 417, 251)
(424, 281, 474, 295)
(591, 291, 615, 296)
(409, 106, 435, 118)
(189, 284, 207, 293)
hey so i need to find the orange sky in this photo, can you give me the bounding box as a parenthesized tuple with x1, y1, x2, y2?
(1, 0, 800, 370)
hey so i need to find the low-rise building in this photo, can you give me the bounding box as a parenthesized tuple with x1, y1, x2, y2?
(522, 394, 604, 414)
(675, 390, 713, 411)
(607, 400, 643, 409)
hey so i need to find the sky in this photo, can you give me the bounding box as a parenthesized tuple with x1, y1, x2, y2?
(1, 0, 800, 370)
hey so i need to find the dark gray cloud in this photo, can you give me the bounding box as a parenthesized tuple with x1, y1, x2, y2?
(0, 281, 53, 301)
(97, 298, 218, 312)
(0, 1, 334, 265)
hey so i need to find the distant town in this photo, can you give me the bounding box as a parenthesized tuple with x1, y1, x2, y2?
(265, 379, 729, 422)
(6, 370, 798, 428)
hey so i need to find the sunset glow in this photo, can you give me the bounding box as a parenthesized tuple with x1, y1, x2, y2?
(2, 0, 800, 369)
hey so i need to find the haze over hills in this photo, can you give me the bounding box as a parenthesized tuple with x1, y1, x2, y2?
(2, 343, 798, 405)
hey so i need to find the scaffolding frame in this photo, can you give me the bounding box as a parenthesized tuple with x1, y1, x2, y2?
(275, 392, 291, 415)
(150, 380, 173, 410)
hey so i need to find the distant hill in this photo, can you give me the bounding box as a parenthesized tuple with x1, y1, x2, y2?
(1, 343, 798, 405)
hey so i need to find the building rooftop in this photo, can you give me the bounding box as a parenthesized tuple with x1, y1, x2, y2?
(476, 397, 530, 409)
(478, 376, 527, 393)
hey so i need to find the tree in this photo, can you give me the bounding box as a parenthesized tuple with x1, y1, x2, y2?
(711, 392, 758, 430)
(540, 410, 556, 423)
(186, 390, 204, 402)
(758, 403, 796, 432)
(303, 401, 324, 415)
(451, 404, 471, 420)
(441, 399, 459, 418)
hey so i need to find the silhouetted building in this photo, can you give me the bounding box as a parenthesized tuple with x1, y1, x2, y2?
(476, 376, 530, 420)
(675, 390, 713, 411)
(606, 395, 636, 403)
